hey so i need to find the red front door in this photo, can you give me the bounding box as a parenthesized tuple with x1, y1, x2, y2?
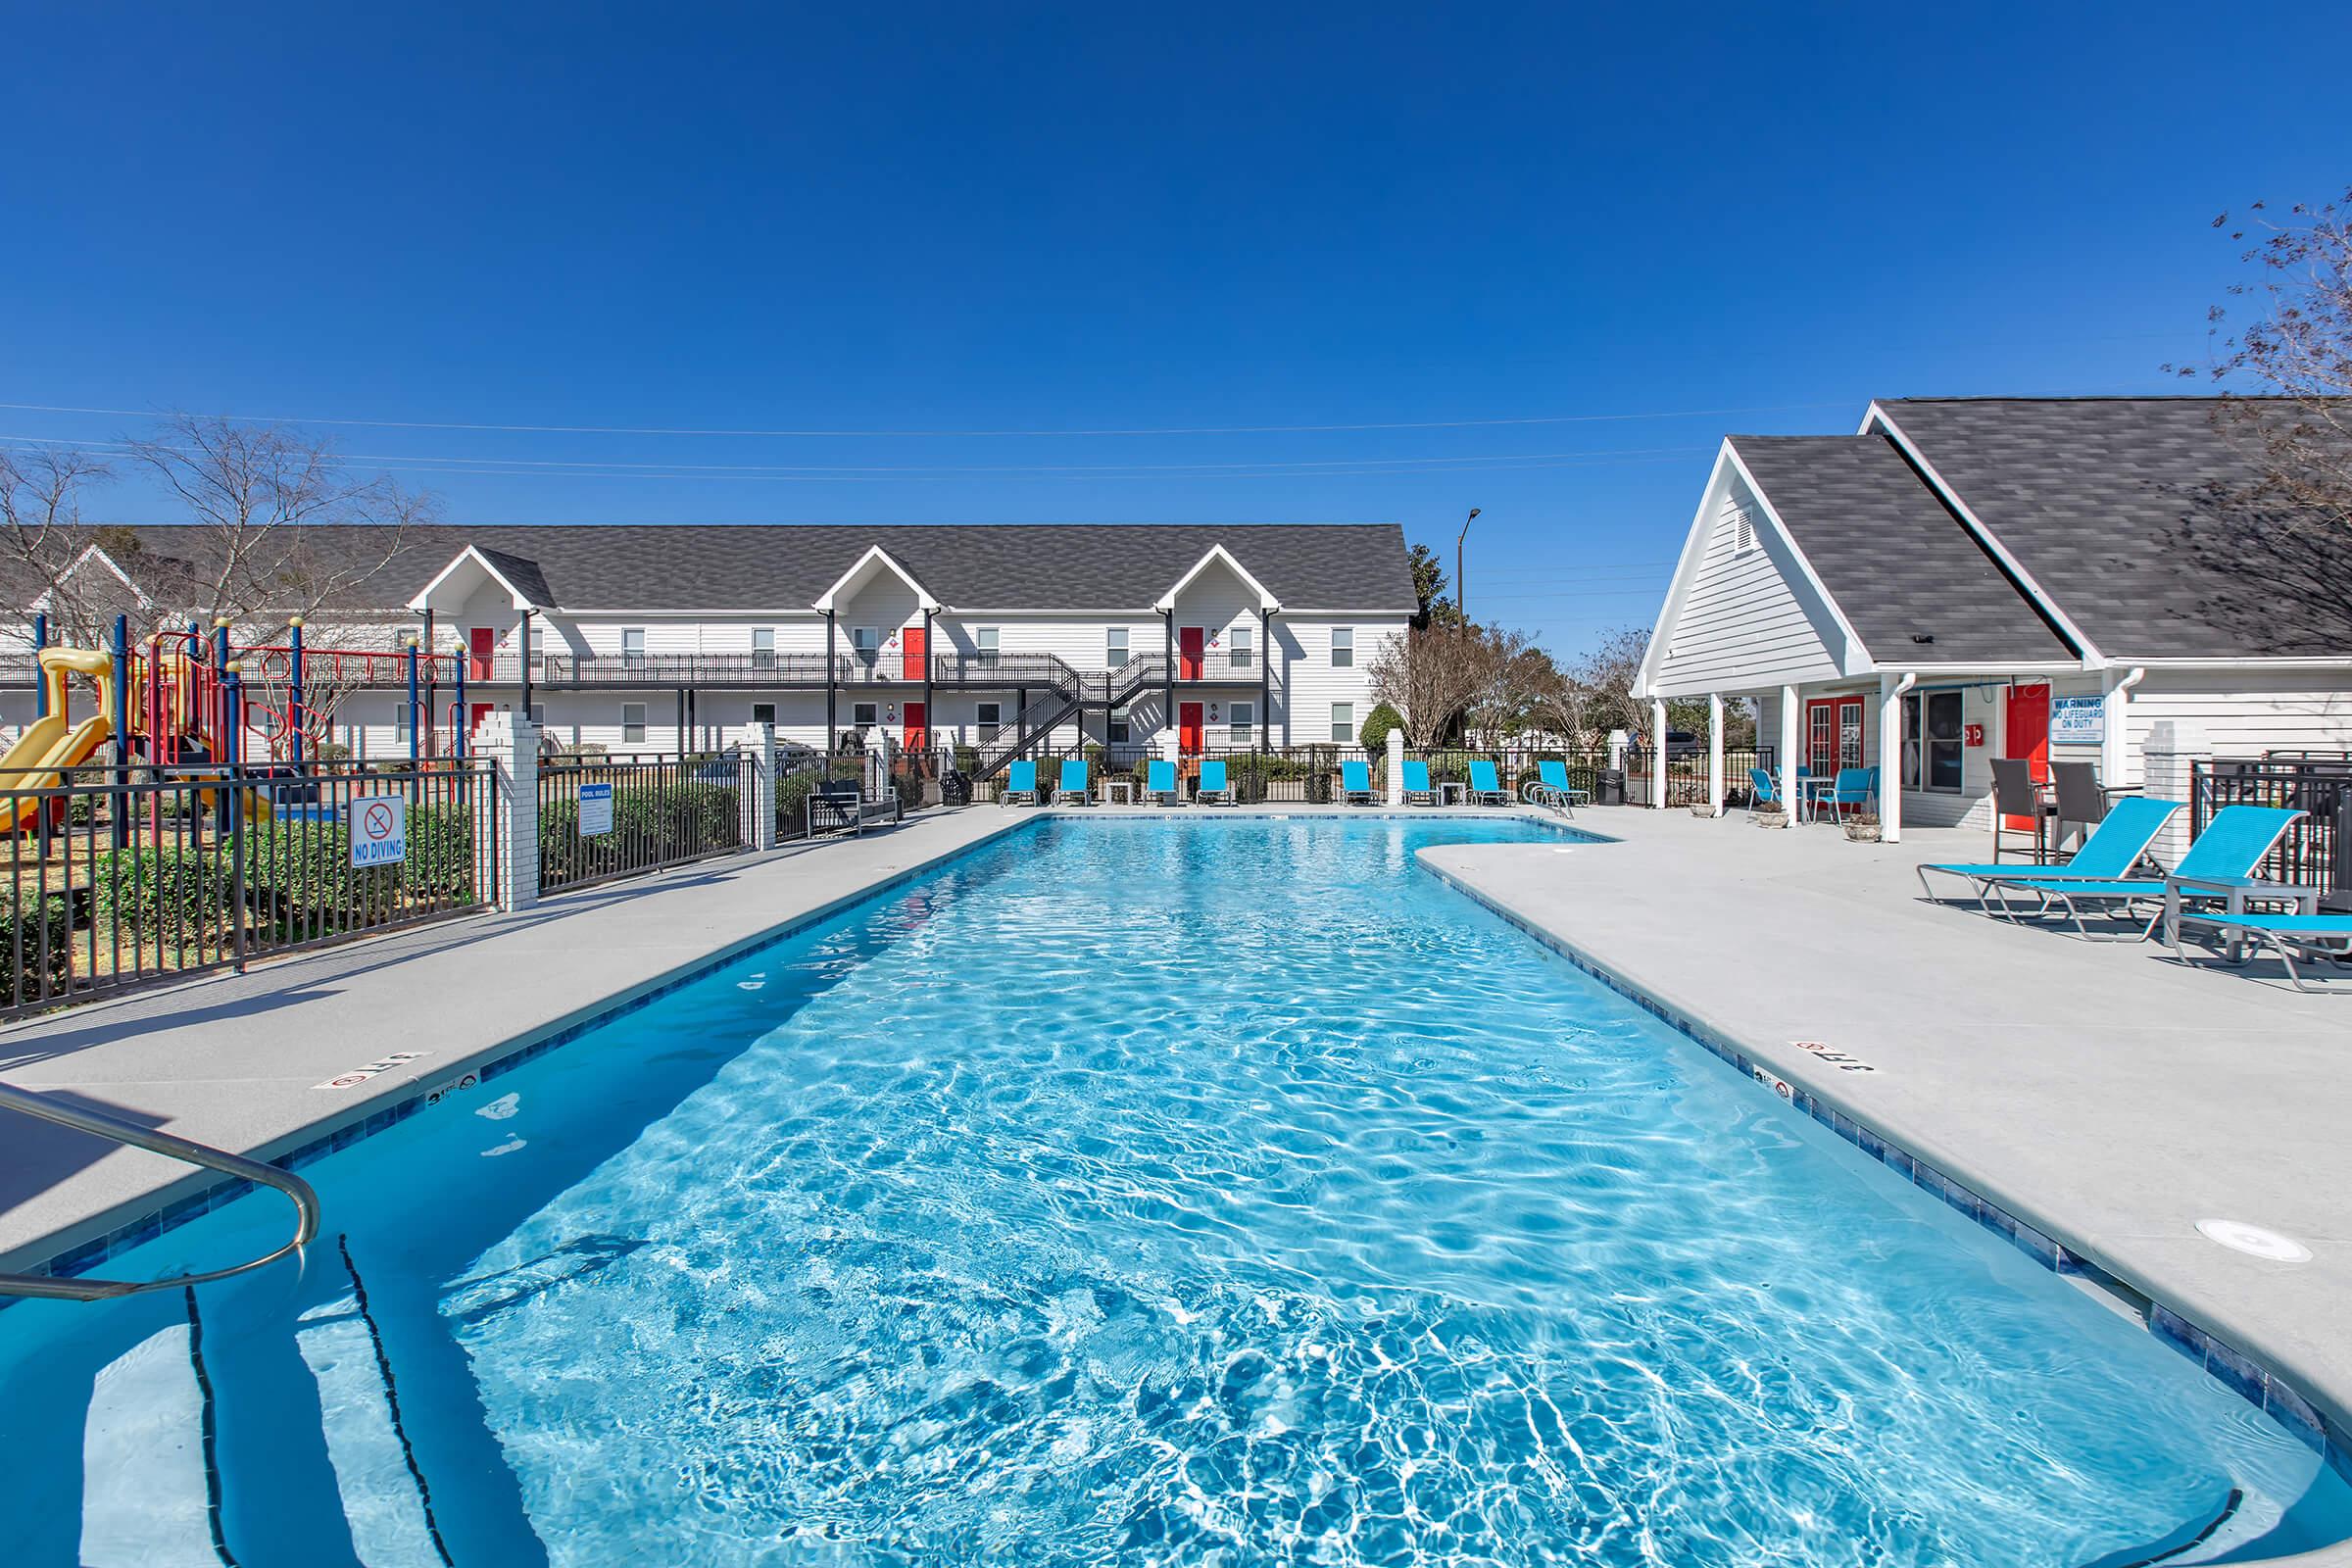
(468, 627, 494, 679)
(1179, 702, 1203, 754)
(1178, 626, 1204, 680)
(2004, 682, 2050, 829)
(903, 702, 927, 750)
(1805, 697, 1863, 778)
(901, 624, 926, 681)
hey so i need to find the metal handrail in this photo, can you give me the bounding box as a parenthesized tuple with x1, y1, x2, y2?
(0, 1081, 322, 1301)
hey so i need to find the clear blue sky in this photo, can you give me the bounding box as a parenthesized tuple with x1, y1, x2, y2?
(5, 3, 2347, 654)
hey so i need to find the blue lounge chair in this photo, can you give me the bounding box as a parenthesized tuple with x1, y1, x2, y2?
(1748, 766, 1781, 818)
(1815, 766, 1879, 823)
(1981, 804, 2304, 940)
(2169, 909, 2352, 993)
(1918, 796, 2180, 905)
(1197, 759, 1234, 806)
(1467, 760, 1511, 806)
(1055, 759, 1091, 806)
(1520, 759, 1590, 815)
(1340, 759, 1376, 805)
(1003, 759, 1041, 807)
(1400, 759, 1437, 806)
(1146, 758, 1183, 806)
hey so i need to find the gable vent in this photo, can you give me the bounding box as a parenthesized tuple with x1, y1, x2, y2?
(1730, 506, 1755, 554)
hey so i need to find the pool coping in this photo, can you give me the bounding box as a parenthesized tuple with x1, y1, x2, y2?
(2, 810, 1048, 1293)
(1418, 850, 2352, 1531)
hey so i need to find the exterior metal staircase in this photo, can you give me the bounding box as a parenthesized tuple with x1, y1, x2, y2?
(970, 655, 1169, 777)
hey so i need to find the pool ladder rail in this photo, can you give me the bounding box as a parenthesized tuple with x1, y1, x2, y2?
(0, 1080, 322, 1301)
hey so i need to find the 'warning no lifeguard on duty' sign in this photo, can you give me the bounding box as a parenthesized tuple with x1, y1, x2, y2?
(349, 795, 409, 867)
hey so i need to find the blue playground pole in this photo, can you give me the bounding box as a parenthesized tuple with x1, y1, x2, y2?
(111, 615, 130, 849)
(288, 618, 307, 769)
(31, 612, 47, 719)
(453, 652, 467, 760)
(406, 642, 420, 768)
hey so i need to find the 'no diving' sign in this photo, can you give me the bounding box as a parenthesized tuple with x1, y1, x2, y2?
(350, 794, 409, 867)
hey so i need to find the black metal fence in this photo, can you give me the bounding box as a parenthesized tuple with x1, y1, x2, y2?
(3, 760, 496, 1018)
(537, 751, 757, 895)
(2191, 756, 2351, 909)
(1624, 746, 1777, 808)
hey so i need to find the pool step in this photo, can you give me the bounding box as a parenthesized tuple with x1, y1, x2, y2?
(77, 1316, 219, 1567)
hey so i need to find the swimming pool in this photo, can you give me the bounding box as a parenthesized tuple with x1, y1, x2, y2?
(3, 815, 2346, 1566)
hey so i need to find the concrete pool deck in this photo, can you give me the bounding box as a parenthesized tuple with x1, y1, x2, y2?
(1421, 806, 2352, 1497)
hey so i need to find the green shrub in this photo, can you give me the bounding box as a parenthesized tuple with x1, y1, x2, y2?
(400, 804, 477, 901)
(93, 843, 233, 947)
(1359, 703, 1403, 756)
(242, 819, 405, 935)
(5, 896, 71, 1004)
(776, 772, 820, 837)
(891, 771, 925, 816)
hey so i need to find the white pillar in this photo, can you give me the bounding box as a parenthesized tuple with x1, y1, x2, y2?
(1161, 726, 1179, 768)
(1779, 685, 1800, 818)
(473, 710, 539, 911)
(2141, 718, 2209, 868)
(1706, 694, 1725, 816)
(743, 721, 777, 850)
(1385, 724, 1405, 807)
(1877, 673, 1913, 844)
(1606, 728, 1628, 772)
(1649, 697, 1668, 809)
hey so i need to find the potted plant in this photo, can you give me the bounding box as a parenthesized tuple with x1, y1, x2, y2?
(1753, 802, 1789, 829)
(1842, 810, 1882, 843)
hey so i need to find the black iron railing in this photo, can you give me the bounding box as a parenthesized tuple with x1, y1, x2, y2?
(536, 750, 757, 895)
(1, 759, 495, 1018)
(1623, 745, 1777, 808)
(2191, 757, 2350, 907)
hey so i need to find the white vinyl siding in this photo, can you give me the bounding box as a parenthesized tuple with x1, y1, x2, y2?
(1650, 486, 1845, 697)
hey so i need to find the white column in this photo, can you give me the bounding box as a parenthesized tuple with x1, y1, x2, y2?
(2140, 718, 2209, 867)
(473, 710, 538, 911)
(1877, 673, 1912, 844)
(1385, 724, 1405, 807)
(743, 721, 776, 850)
(1649, 697, 1668, 809)
(1779, 684, 1800, 818)
(1705, 694, 1725, 816)
(1161, 725, 1179, 768)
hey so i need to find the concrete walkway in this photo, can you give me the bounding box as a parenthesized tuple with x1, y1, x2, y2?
(1422, 806, 2352, 1483)
(0, 808, 1034, 1275)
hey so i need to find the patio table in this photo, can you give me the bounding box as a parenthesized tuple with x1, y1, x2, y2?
(1798, 776, 1839, 822)
(2162, 874, 2322, 962)
(1439, 782, 1468, 807)
(1103, 779, 1135, 806)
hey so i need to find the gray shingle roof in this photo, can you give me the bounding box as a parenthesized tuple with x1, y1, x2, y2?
(1874, 398, 2352, 659)
(69, 522, 1418, 615)
(1729, 435, 2077, 664)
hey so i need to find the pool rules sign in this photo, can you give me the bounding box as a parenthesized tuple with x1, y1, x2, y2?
(349, 795, 409, 867)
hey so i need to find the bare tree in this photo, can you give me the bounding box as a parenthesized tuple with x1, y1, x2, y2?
(1366, 623, 1499, 746)
(0, 446, 137, 646)
(1466, 626, 1544, 745)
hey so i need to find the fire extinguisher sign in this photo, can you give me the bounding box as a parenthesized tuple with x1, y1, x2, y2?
(349, 795, 410, 867)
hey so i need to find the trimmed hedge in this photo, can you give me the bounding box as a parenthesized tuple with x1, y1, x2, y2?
(7, 896, 73, 1004)
(94, 843, 234, 947)
(546, 780, 743, 885)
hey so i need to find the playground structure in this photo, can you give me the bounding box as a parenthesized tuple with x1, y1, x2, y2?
(0, 649, 121, 834)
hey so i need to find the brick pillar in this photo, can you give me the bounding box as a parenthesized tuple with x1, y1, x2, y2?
(743, 721, 777, 850)
(1386, 724, 1405, 807)
(2140, 718, 2209, 868)
(474, 710, 539, 910)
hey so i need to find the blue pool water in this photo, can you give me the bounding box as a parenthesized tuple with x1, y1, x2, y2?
(2, 816, 2346, 1566)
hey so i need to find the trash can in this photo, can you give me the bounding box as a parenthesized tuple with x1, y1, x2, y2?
(1593, 768, 1626, 806)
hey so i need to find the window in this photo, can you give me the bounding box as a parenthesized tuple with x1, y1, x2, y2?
(751, 703, 776, 725)
(394, 702, 413, 742)
(752, 628, 775, 669)
(1901, 690, 1965, 793)
(621, 628, 646, 665)
(1229, 700, 1256, 742)
(621, 702, 647, 744)
(851, 627, 879, 662)
(1107, 706, 1131, 745)
(852, 701, 878, 727)
(1330, 702, 1354, 743)
(975, 627, 1000, 665)
(1105, 626, 1129, 669)
(1331, 628, 1353, 667)
(1229, 624, 1252, 670)
(527, 704, 545, 724)
(977, 702, 1002, 742)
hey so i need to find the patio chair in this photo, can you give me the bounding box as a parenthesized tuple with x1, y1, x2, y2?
(1978, 804, 2303, 940)
(2050, 760, 2108, 854)
(1197, 759, 1235, 806)
(1146, 758, 1184, 806)
(1054, 759, 1091, 806)
(1003, 760, 1041, 807)
(1988, 758, 2058, 862)
(1917, 795, 2180, 906)
(2168, 909, 2352, 993)
(1400, 759, 1437, 806)
(1817, 766, 1879, 823)
(1522, 759, 1590, 816)
(1748, 766, 1782, 819)
(1467, 760, 1512, 806)
(1340, 759, 1377, 805)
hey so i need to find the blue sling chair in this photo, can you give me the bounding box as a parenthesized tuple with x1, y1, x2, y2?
(1975, 804, 2303, 941)
(1146, 758, 1184, 806)
(1054, 759, 1091, 806)
(1196, 759, 1235, 806)
(1339, 759, 1377, 805)
(1003, 760, 1041, 807)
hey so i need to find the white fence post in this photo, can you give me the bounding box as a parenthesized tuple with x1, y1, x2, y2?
(474, 710, 539, 911)
(1386, 725, 1405, 807)
(744, 722, 777, 851)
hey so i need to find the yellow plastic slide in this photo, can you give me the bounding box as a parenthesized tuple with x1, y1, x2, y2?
(0, 649, 118, 834)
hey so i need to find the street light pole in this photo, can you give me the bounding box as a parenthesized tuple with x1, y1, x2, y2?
(1456, 508, 1481, 625)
